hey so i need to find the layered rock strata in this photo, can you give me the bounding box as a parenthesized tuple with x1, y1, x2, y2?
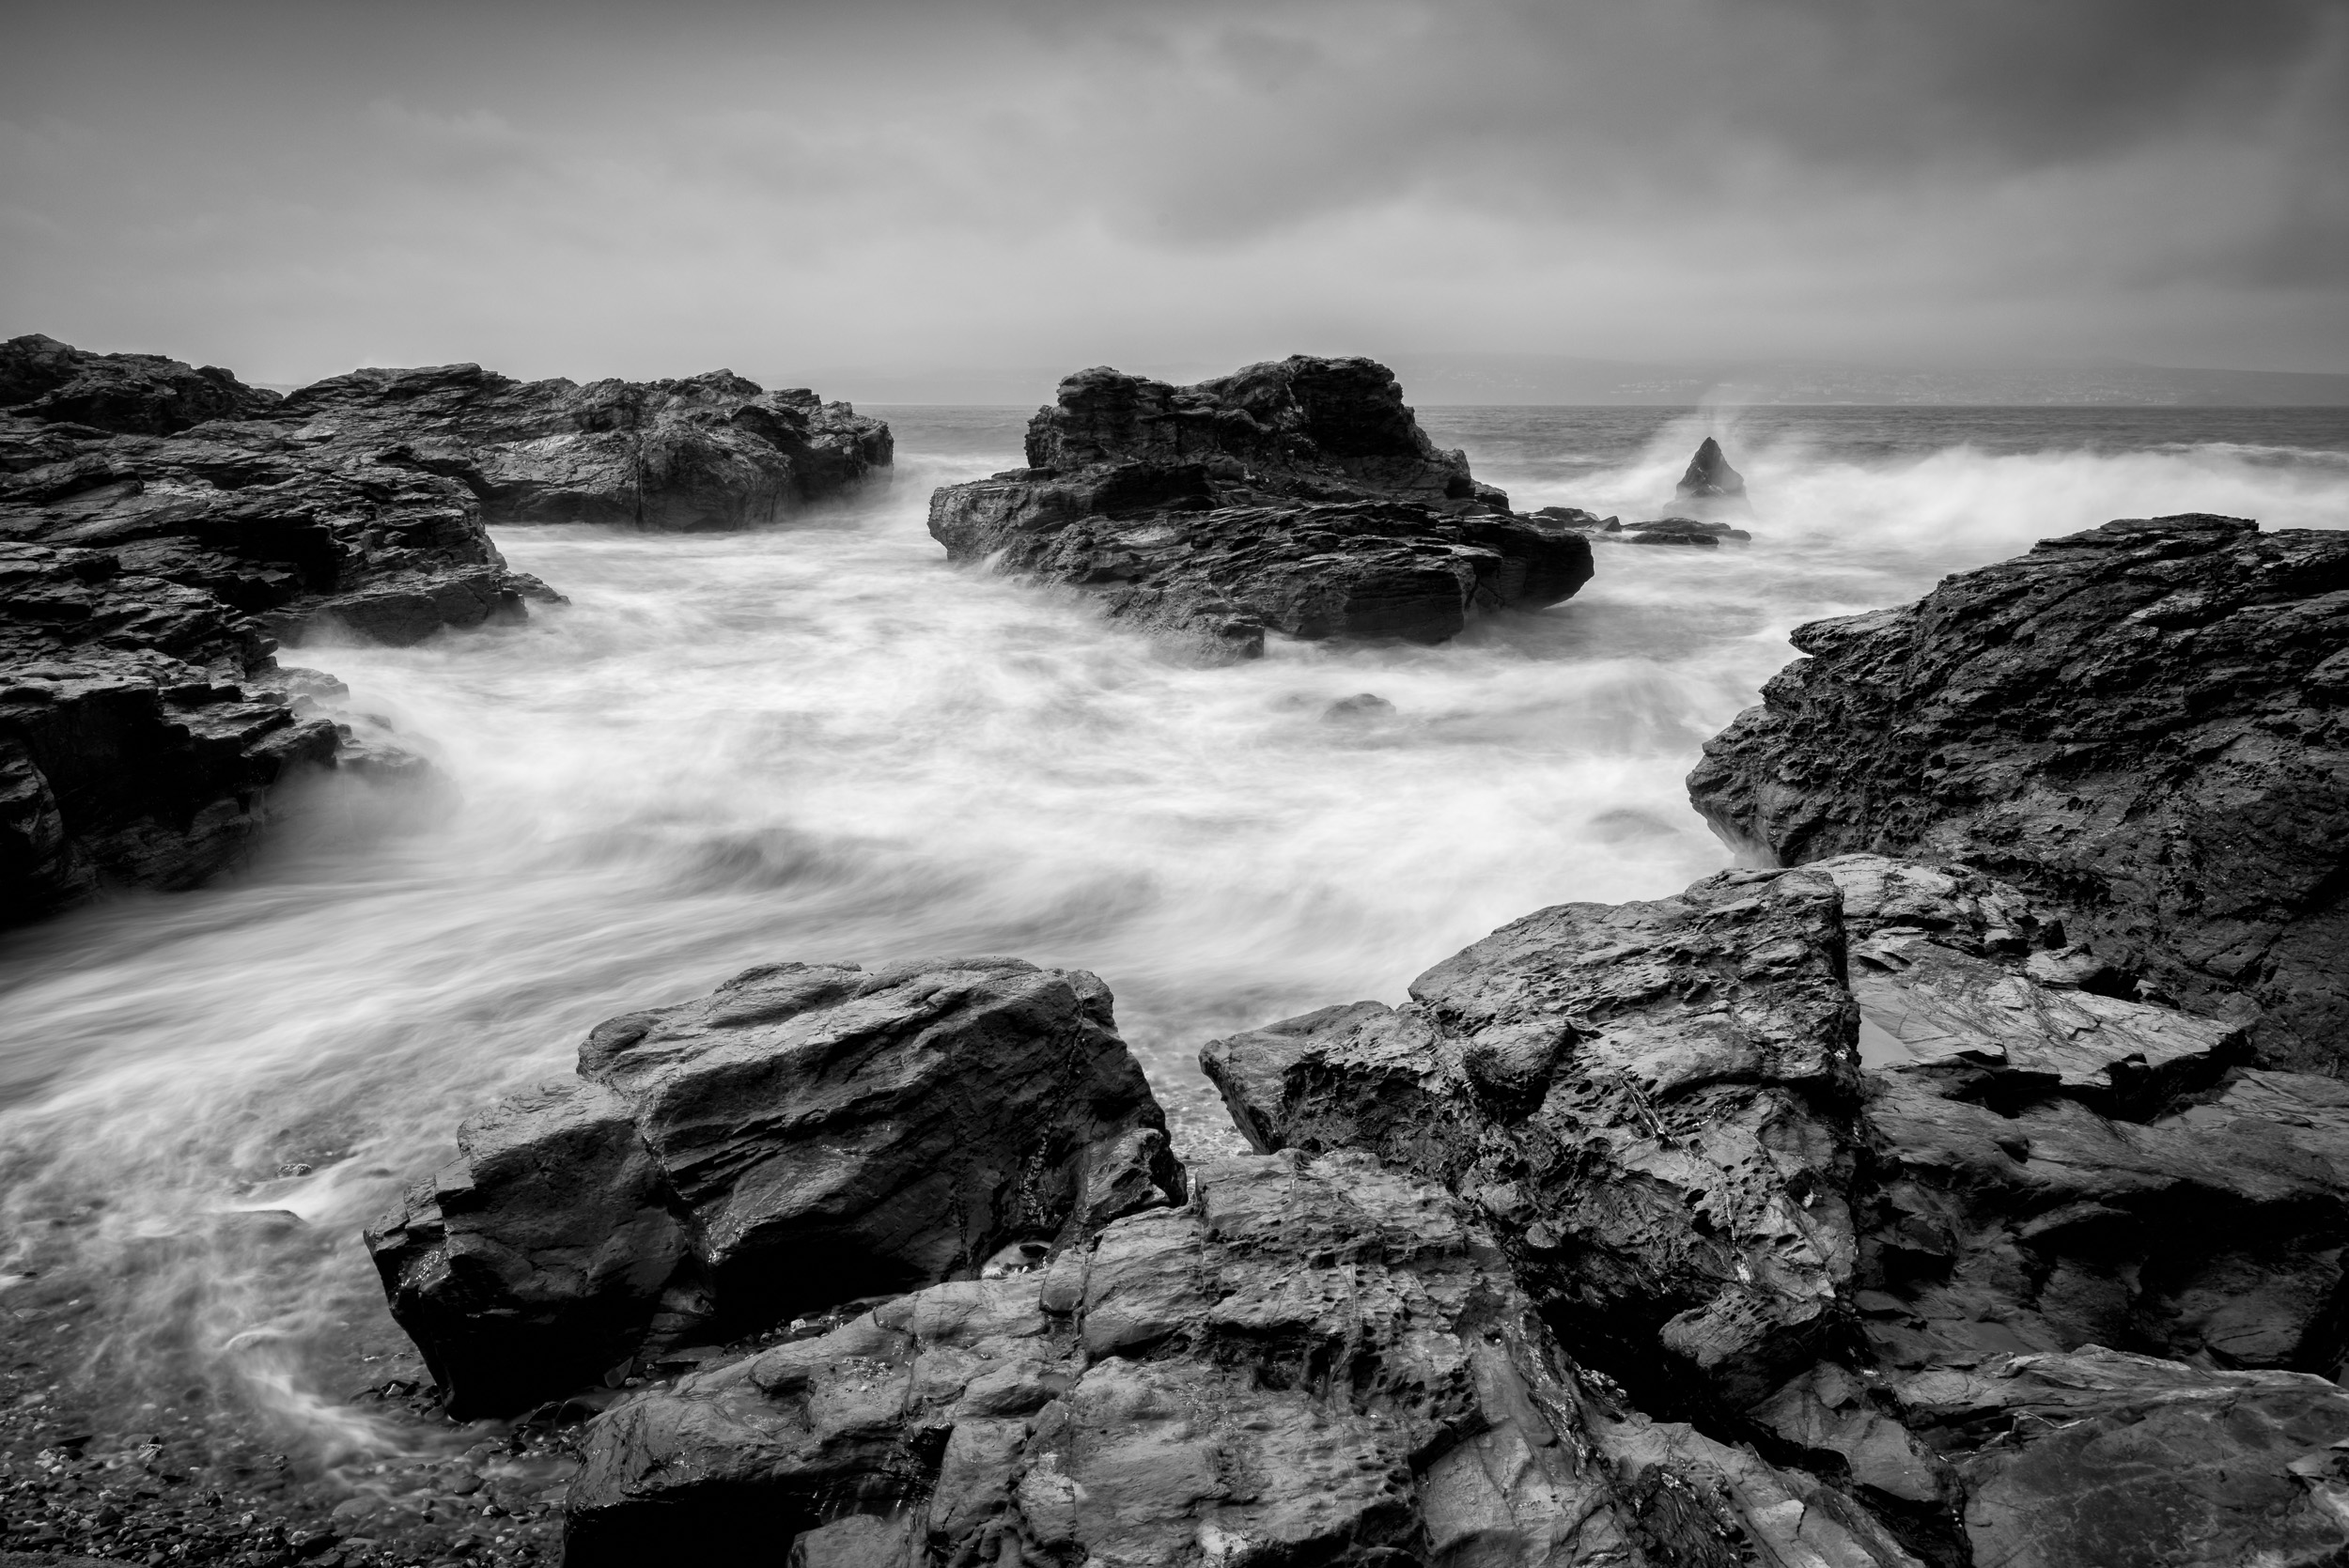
(927, 357, 1592, 657)
(272, 362, 893, 531)
(1687, 514, 2349, 1069)
(1205, 851, 2349, 1564)
(365, 956, 1185, 1420)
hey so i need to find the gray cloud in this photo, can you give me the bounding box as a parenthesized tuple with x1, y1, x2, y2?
(2, 0, 2341, 385)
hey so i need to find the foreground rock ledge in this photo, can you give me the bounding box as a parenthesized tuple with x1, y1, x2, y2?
(1205, 852, 2349, 1565)
(564, 1150, 1930, 1568)
(366, 956, 1184, 1420)
(1687, 514, 2349, 1070)
(926, 356, 1593, 658)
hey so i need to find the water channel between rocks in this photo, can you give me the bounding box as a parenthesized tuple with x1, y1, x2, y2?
(2, 402, 2344, 1453)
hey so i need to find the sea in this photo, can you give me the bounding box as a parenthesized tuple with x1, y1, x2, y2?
(1, 402, 2344, 1454)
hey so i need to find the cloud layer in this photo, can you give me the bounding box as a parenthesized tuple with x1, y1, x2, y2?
(4, 0, 2343, 388)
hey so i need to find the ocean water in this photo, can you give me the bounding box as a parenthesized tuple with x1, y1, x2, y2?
(0, 402, 2343, 1455)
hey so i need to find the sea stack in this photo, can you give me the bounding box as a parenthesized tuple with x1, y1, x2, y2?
(1675, 436, 1746, 501)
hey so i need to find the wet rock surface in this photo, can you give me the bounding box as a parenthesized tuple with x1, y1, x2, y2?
(272, 363, 892, 531)
(1674, 439, 1745, 503)
(2, 334, 282, 436)
(926, 357, 1591, 658)
(1687, 514, 2349, 1069)
(1205, 851, 2349, 1566)
(563, 1150, 1922, 1568)
(0, 377, 559, 924)
(366, 957, 1183, 1421)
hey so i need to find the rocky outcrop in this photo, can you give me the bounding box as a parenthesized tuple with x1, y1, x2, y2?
(272, 363, 893, 530)
(927, 357, 1592, 658)
(0, 403, 562, 921)
(1, 333, 282, 434)
(365, 957, 1184, 1421)
(1687, 515, 2349, 1070)
(1204, 865, 1866, 1413)
(1675, 438, 1745, 502)
(1204, 851, 2349, 1565)
(565, 1150, 1924, 1568)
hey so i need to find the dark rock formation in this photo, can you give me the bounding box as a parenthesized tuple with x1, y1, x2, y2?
(927, 358, 1591, 658)
(1687, 515, 2349, 1070)
(1204, 865, 1866, 1412)
(1, 333, 282, 435)
(1205, 851, 2349, 1565)
(365, 957, 1184, 1420)
(0, 401, 560, 922)
(272, 363, 893, 530)
(565, 1150, 1922, 1568)
(1675, 437, 1745, 501)
(1532, 508, 1752, 547)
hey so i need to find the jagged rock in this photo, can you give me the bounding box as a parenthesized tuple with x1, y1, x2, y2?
(271, 363, 892, 530)
(1203, 866, 1865, 1411)
(1675, 438, 1745, 500)
(1687, 515, 2349, 1070)
(564, 1150, 1923, 1568)
(1206, 851, 2349, 1565)
(927, 358, 1591, 658)
(1532, 505, 1613, 530)
(0, 333, 281, 434)
(365, 957, 1185, 1420)
(1894, 1347, 2349, 1568)
(0, 351, 565, 923)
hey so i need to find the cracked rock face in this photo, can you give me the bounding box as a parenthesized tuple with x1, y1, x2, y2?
(0, 396, 559, 922)
(1686, 514, 2349, 1071)
(1206, 853, 2349, 1565)
(271, 362, 893, 531)
(366, 957, 1186, 1421)
(926, 358, 1591, 659)
(1202, 866, 1867, 1412)
(563, 1150, 1926, 1568)
(0, 332, 284, 435)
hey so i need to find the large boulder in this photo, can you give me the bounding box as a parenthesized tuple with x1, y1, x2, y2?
(1687, 515, 2349, 1070)
(365, 957, 1187, 1420)
(564, 1150, 1925, 1568)
(1206, 853, 2349, 1563)
(1203, 866, 1866, 1412)
(0, 333, 282, 434)
(272, 363, 893, 530)
(927, 357, 1592, 658)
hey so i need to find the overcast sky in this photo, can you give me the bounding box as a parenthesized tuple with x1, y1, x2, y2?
(4, 0, 2345, 388)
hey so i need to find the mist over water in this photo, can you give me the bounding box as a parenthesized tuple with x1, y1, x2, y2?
(1, 404, 2343, 1459)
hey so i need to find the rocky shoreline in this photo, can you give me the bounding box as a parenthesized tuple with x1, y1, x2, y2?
(0, 335, 892, 926)
(3, 352, 2344, 1568)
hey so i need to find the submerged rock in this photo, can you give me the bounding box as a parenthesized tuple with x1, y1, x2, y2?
(564, 1150, 1922, 1568)
(1687, 514, 2349, 1070)
(366, 956, 1184, 1420)
(926, 357, 1591, 658)
(272, 362, 893, 530)
(1620, 517, 1751, 547)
